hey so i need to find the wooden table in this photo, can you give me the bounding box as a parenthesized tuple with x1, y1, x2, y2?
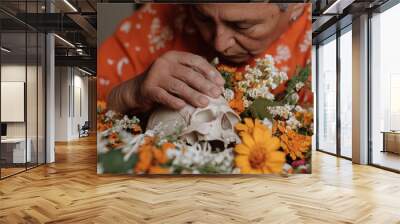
(381, 131, 400, 154)
(0, 138, 32, 164)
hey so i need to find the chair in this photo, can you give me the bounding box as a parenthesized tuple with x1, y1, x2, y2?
(78, 121, 90, 138)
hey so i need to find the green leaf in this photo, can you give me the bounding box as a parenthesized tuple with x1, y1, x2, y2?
(297, 127, 309, 136)
(172, 165, 185, 174)
(98, 150, 138, 174)
(286, 64, 311, 94)
(221, 71, 234, 89)
(198, 165, 219, 174)
(247, 98, 282, 120)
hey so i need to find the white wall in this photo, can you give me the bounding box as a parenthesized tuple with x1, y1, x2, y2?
(54, 67, 89, 141)
(1, 64, 46, 164)
(55, 67, 69, 141)
(1, 65, 40, 138)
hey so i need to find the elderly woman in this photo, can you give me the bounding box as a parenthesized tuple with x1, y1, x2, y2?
(98, 3, 311, 114)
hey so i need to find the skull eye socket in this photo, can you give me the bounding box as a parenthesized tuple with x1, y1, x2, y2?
(221, 112, 240, 130)
(191, 109, 215, 123)
(221, 114, 233, 130)
(226, 111, 240, 123)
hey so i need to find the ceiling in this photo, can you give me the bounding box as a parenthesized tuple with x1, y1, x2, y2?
(312, 0, 391, 43)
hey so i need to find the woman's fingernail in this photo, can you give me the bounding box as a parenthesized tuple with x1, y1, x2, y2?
(211, 87, 221, 97)
(209, 71, 224, 86)
(176, 100, 186, 108)
(199, 96, 209, 106)
(214, 73, 225, 85)
(209, 71, 216, 79)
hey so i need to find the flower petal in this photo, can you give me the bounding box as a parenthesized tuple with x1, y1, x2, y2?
(266, 163, 283, 174)
(240, 132, 255, 149)
(252, 126, 265, 145)
(149, 166, 170, 174)
(244, 118, 254, 129)
(262, 167, 272, 174)
(268, 151, 286, 162)
(235, 155, 250, 170)
(235, 144, 250, 155)
(235, 123, 248, 133)
(290, 152, 297, 160)
(266, 137, 281, 152)
(249, 168, 263, 174)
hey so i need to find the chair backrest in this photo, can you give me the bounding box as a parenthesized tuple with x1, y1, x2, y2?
(82, 121, 90, 129)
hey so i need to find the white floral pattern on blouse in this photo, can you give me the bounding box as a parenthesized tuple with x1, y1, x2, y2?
(274, 44, 291, 64)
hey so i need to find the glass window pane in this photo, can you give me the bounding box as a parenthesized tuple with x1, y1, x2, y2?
(1, 30, 27, 177)
(318, 37, 337, 154)
(340, 29, 352, 158)
(371, 3, 400, 171)
(1, 0, 46, 179)
(38, 32, 45, 165)
(27, 31, 38, 169)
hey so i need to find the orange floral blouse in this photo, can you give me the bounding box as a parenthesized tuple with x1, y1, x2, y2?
(98, 4, 312, 102)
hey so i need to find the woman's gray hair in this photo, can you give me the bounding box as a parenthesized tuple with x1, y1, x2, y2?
(277, 3, 289, 12)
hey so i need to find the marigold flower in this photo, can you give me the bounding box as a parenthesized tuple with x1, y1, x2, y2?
(149, 166, 169, 174)
(278, 124, 311, 160)
(234, 72, 243, 81)
(235, 118, 255, 134)
(108, 132, 123, 148)
(303, 112, 313, 126)
(234, 119, 285, 174)
(229, 89, 245, 114)
(131, 124, 142, 134)
(97, 100, 107, 112)
(135, 137, 174, 174)
(217, 64, 237, 73)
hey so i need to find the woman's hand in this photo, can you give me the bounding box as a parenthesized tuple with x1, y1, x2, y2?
(107, 51, 225, 114)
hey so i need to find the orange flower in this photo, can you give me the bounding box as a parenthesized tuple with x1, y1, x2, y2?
(135, 137, 175, 174)
(108, 132, 123, 148)
(149, 166, 170, 174)
(229, 89, 245, 114)
(100, 121, 113, 131)
(303, 112, 313, 126)
(295, 111, 313, 127)
(272, 121, 279, 135)
(235, 118, 255, 134)
(131, 124, 142, 134)
(234, 119, 285, 174)
(278, 124, 311, 160)
(234, 72, 243, 81)
(217, 64, 237, 73)
(97, 100, 107, 112)
(153, 142, 175, 164)
(135, 147, 153, 173)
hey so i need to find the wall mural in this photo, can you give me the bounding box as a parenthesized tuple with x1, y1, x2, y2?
(97, 3, 313, 175)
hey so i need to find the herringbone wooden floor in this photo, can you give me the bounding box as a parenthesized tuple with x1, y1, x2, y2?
(1, 136, 400, 224)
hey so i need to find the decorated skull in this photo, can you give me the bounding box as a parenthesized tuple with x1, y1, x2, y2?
(146, 96, 241, 147)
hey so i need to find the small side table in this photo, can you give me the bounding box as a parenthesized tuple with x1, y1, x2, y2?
(0, 138, 32, 164)
(381, 131, 400, 154)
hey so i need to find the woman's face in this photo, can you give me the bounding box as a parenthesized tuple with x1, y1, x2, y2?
(190, 4, 289, 63)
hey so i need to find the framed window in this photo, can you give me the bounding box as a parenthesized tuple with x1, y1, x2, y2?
(370, 2, 400, 172)
(317, 35, 337, 155)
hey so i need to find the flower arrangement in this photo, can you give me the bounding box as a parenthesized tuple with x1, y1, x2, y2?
(97, 54, 313, 175)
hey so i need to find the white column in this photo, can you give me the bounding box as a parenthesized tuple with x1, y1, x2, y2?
(352, 14, 369, 164)
(46, 33, 55, 163)
(45, 0, 56, 163)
